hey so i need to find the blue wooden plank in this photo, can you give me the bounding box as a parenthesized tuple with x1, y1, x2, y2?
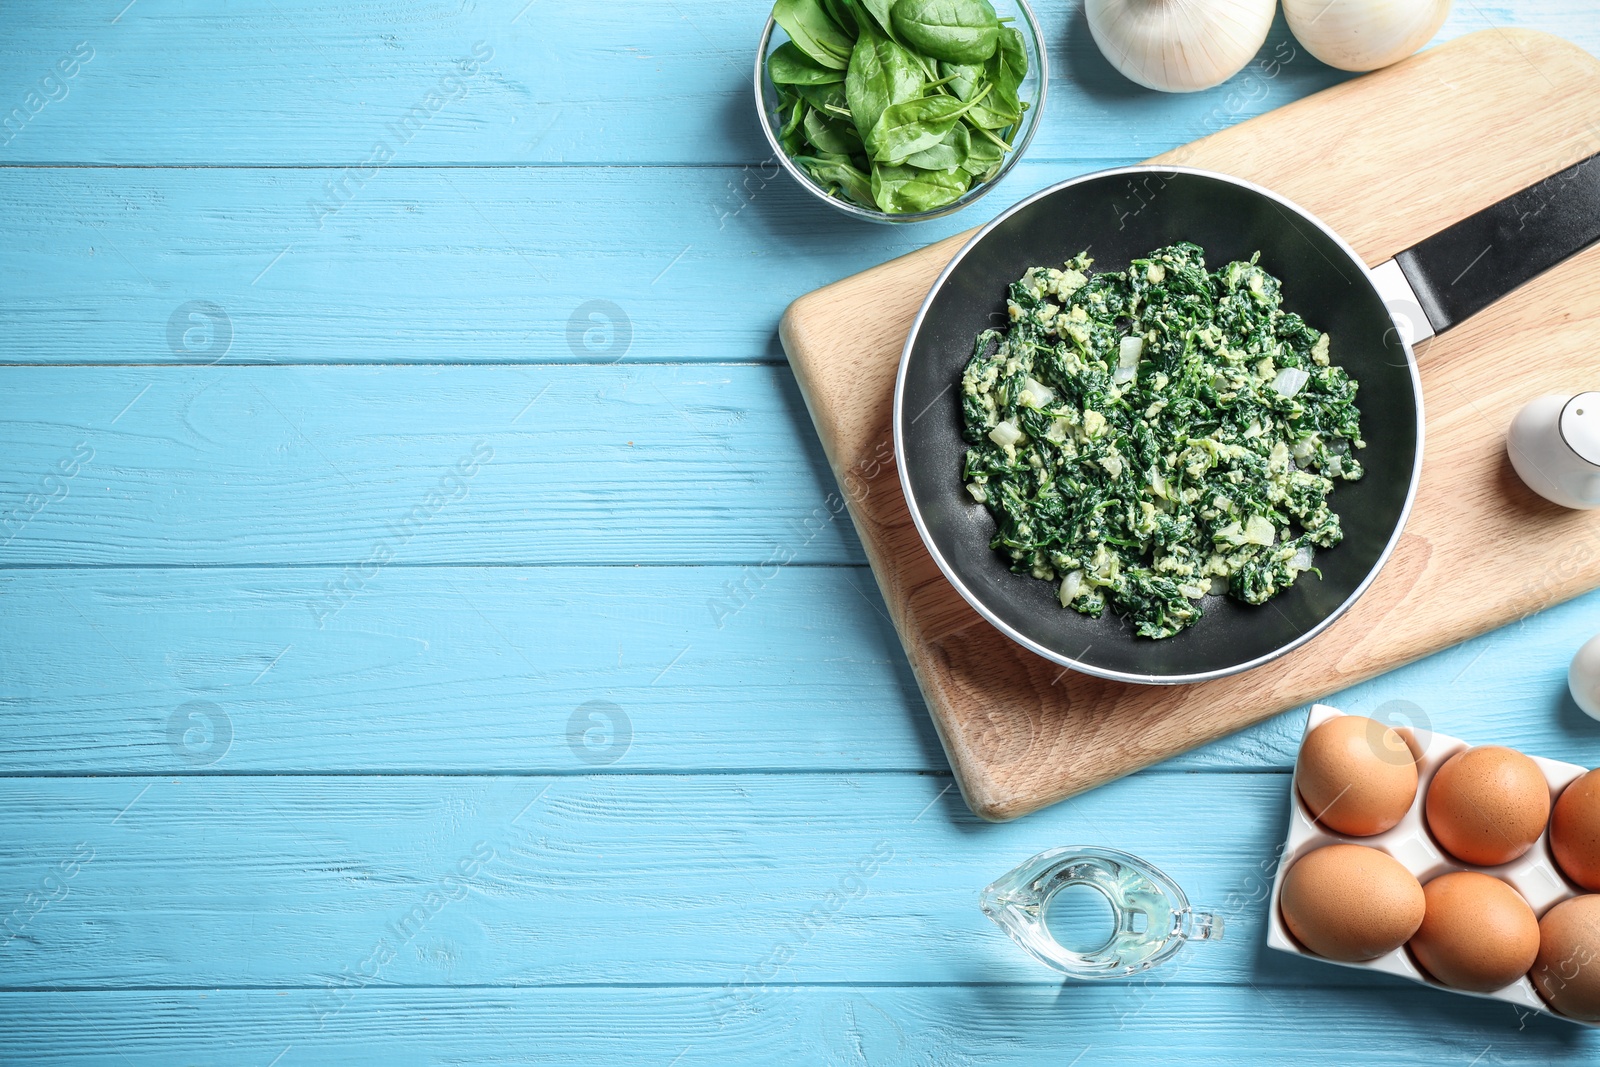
(0, 2, 1588, 166)
(2, 34, 1591, 367)
(0, 160, 1117, 366)
(0, 565, 930, 774)
(5, 90, 1600, 368)
(2, 749, 1599, 993)
(4, 566, 1600, 776)
(0, 984, 1590, 1065)
(0, 770, 1365, 988)
(0, 365, 865, 565)
(0, 1, 1359, 166)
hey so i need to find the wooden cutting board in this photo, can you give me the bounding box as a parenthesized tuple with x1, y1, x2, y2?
(779, 30, 1600, 821)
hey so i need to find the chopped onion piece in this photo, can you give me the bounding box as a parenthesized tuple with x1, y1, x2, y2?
(1110, 337, 1142, 385)
(1021, 377, 1055, 408)
(1243, 515, 1276, 546)
(988, 419, 1023, 448)
(1290, 545, 1315, 572)
(1272, 367, 1311, 398)
(1059, 569, 1085, 606)
(1209, 576, 1229, 596)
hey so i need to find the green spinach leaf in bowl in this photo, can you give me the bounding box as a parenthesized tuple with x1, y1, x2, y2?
(768, 0, 1028, 214)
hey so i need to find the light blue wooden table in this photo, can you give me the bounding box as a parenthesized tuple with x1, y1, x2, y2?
(4, 2, 1600, 1062)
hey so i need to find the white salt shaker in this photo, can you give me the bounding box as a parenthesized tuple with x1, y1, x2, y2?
(1508, 392, 1600, 509)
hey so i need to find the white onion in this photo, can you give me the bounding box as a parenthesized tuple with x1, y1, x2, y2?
(1272, 367, 1311, 398)
(1086, 0, 1277, 92)
(1290, 546, 1315, 571)
(1283, 0, 1450, 72)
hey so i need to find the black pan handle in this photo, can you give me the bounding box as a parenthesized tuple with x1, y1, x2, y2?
(1390, 149, 1600, 336)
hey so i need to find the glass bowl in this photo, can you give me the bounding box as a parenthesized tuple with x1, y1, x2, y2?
(753, 0, 1048, 224)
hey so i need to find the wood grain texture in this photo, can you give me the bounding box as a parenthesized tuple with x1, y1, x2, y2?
(0, 565, 926, 774)
(6, 1, 1600, 1062)
(0, 13, 1584, 367)
(781, 30, 1600, 821)
(0, 165, 972, 366)
(0, 1, 1350, 167)
(0, 771, 1313, 988)
(5, 561, 1600, 776)
(0, 0, 1586, 168)
(0, 365, 864, 565)
(1, 984, 1587, 1066)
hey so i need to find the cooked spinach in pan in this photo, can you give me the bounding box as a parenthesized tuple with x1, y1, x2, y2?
(959, 242, 1365, 639)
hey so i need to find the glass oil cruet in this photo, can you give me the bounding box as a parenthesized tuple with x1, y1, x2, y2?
(981, 846, 1223, 979)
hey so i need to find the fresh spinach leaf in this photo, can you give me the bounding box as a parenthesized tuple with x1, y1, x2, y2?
(965, 25, 1026, 129)
(845, 25, 925, 148)
(902, 119, 969, 170)
(777, 89, 809, 155)
(767, 0, 1021, 213)
(866, 87, 987, 164)
(994, 25, 1028, 91)
(796, 155, 875, 206)
(774, 0, 854, 70)
(803, 107, 864, 156)
(889, 0, 1001, 64)
(857, 0, 897, 34)
(821, 0, 859, 35)
(959, 121, 1005, 177)
(794, 81, 848, 112)
(940, 59, 985, 101)
(768, 41, 847, 85)
(870, 163, 970, 212)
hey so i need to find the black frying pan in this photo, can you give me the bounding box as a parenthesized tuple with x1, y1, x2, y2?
(894, 161, 1600, 684)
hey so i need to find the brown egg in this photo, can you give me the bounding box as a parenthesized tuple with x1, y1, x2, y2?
(1533, 894, 1600, 1022)
(1551, 769, 1600, 891)
(1425, 746, 1551, 866)
(1295, 714, 1418, 836)
(1409, 872, 1539, 992)
(1279, 844, 1425, 962)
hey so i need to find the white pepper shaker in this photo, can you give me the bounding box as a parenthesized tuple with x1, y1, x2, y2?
(1508, 392, 1600, 509)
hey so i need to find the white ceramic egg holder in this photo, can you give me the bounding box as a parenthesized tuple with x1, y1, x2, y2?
(1265, 704, 1594, 1025)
